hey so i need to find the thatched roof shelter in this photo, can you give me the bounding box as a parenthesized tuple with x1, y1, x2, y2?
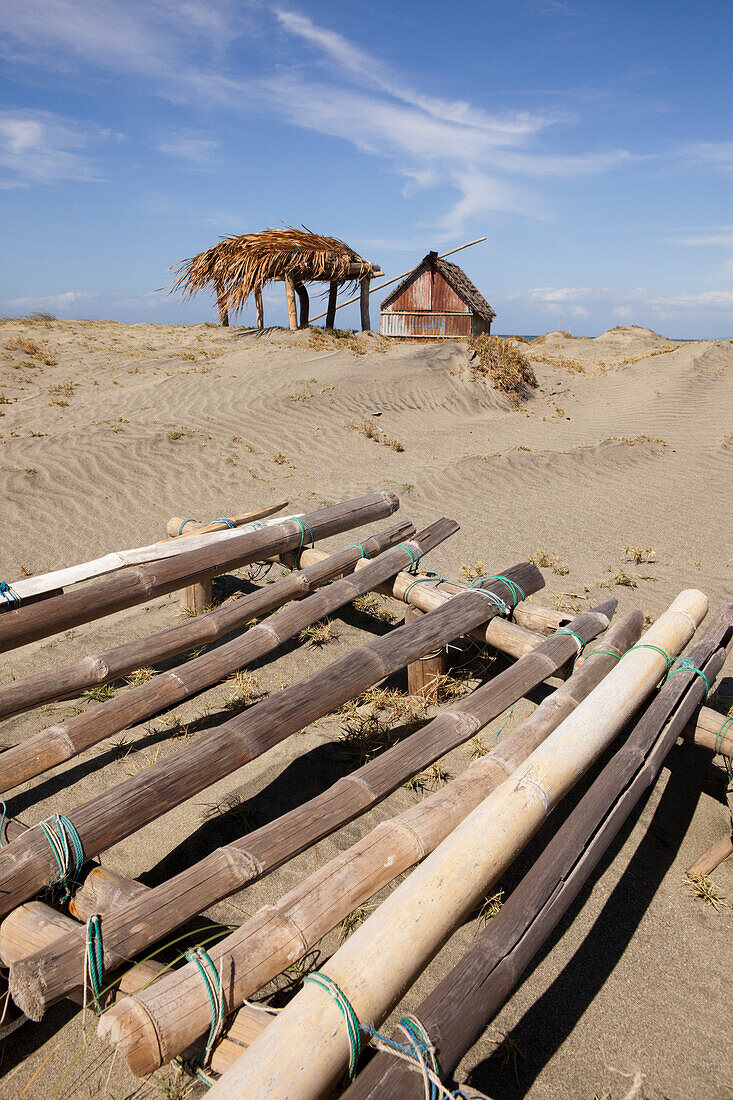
(171, 228, 382, 329)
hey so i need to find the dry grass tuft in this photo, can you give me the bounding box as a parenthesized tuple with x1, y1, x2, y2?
(299, 619, 338, 647)
(468, 334, 538, 404)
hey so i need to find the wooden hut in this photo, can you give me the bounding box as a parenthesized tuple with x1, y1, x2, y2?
(171, 228, 383, 330)
(380, 251, 495, 338)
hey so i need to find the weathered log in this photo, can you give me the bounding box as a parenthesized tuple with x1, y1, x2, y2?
(405, 606, 446, 697)
(94, 605, 631, 1076)
(343, 604, 733, 1099)
(294, 282, 309, 328)
(0, 553, 540, 922)
(681, 703, 733, 757)
(0, 492, 399, 654)
(360, 277, 371, 331)
(205, 591, 707, 1099)
(686, 835, 733, 878)
(167, 502, 289, 539)
(215, 280, 229, 327)
(254, 285, 264, 329)
(0, 522, 418, 795)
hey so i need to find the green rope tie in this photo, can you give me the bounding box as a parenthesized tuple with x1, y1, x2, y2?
(294, 518, 316, 568)
(625, 643, 672, 674)
(85, 914, 105, 1011)
(0, 801, 6, 849)
(583, 648, 621, 661)
(395, 544, 421, 573)
(403, 572, 450, 600)
(713, 716, 733, 778)
(346, 542, 367, 559)
(304, 972, 362, 1080)
(37, 814, 85, 899)
(549, 628, 586, 655)
(177, 518, 197, 536)
(665, 658, 710, 700)
(186, 946, 224, 1068)
(483, 574, 525, 608)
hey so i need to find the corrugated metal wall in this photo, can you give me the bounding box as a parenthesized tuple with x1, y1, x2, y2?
(380, 312, 473, 337)
(389, 268, 433, 311)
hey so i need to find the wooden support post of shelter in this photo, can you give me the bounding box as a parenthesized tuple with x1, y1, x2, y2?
(294, 281, 309, 328)
(254, 285, 264, 329)
(326, 280, 338, 328)
(405, 605, 445, 698)
(284, 276, 298, 331)
(360, 275, 371, 331)
(215, 279, 229, 327)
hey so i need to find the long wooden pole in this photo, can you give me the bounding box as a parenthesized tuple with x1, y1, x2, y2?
(167, 501, 289, 538)
(206, 590, 707, 1099)
(12, 602, 612, 1023)
(343, 603, 733, 1099)
(0, 523, 416, 794)
(0, 556, 541, 921)
(0, 492, 399, 654)
(3, 510, 298, 605)
(309, 237, 487, 324)
(95, 605, 634, 1076)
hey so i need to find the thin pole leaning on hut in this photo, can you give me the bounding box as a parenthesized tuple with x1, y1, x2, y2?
(95, 605, 637, 1076)
(203, 589, 707, 1100)
(0, 492, 398, 654)
(167, 501, 289, 538)
(343, 603, 733, 1100)
(11, 602, 620, 1021)
(0, 552, 541, 920)
(0, 521, 416, 794)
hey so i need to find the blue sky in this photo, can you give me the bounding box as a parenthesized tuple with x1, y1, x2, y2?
(1, 0, 731, 336)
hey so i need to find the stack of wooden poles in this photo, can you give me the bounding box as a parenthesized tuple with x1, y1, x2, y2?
(0, 491, 729, 1100)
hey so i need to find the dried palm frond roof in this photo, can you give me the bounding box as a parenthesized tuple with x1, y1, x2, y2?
(171, 227, 376, 316)
(381, 252, 496, 323)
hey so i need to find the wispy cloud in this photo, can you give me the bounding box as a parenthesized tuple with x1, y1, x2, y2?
(2, 289, 164, 314)
(0, 109, 117, 187)
(157, 129, 221, 165)
(517, 284, 733, 321)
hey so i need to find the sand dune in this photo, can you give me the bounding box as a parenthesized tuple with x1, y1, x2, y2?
(0, 318, 731, 1099)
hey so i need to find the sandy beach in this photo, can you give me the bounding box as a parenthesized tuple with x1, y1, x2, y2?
(1, 317, 731, 1100)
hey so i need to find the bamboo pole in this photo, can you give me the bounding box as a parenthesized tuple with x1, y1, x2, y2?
(309, 237, 487, 324)
(0, 553, 540, 922)
(205, 590, 707, 1099)
(1, 512, 301, 606)
(0, 535, 549, 723)
(95, 603, 632, 1075)
(343, 604, 733, 1099)
(681, 704, 733, 757)
(0, 523, 416, 794)
(0, 492, 399, 654)
(167, 501, 289, 538)
(686, 835, 733, 878)
(17, 594, 604, 1028)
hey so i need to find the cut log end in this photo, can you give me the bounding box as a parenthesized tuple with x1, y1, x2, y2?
(97, 998, 165, 1075)
(8, 959, 46, 1023)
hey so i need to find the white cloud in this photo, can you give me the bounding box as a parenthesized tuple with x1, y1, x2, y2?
(0, 109, 115, 187)
(3, 289, 163, 314)
(157, 129, 220, 165)
(519, 284, 733, 319)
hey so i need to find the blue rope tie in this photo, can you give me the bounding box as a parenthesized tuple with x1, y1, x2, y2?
(304, 973, 362, 1080)
(665, 658, 710, 700)
(213, 517, 236, 529)
(85, 914, 105, 1011)
(186, 947, 224, 1067)
(364, 1014, 468, 1099)
(37, 814, 85, 898)
(177, 518, 197, 536)
(0, 582, 21, 609)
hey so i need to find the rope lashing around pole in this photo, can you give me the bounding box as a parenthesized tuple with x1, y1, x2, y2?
(481, 575, 526, 608)
(713, 715, 733, 777)
(177, 518, 198, 536)
(186, 947, 225, 1069)
(294, 518, 316, 567)
(364, 1014, 474, 1100)
(84, 914, 105, 1012)
(304, 973, 362, 1080)
(625, 643, 672, 675)
(0, 581, 21, 608)
(0, 801, 6, 848)
(395, 544, 421, 573)
(212, 517, 236, 529)
(583, 648, 621, 661)
(346, 542, 367, 559)
(665, 658, 710, 700)
(549, 628, 586, 658)
(36, 814, 85, 899)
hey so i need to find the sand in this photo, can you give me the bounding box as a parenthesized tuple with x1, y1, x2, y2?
(0, 318, 731, 1099)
